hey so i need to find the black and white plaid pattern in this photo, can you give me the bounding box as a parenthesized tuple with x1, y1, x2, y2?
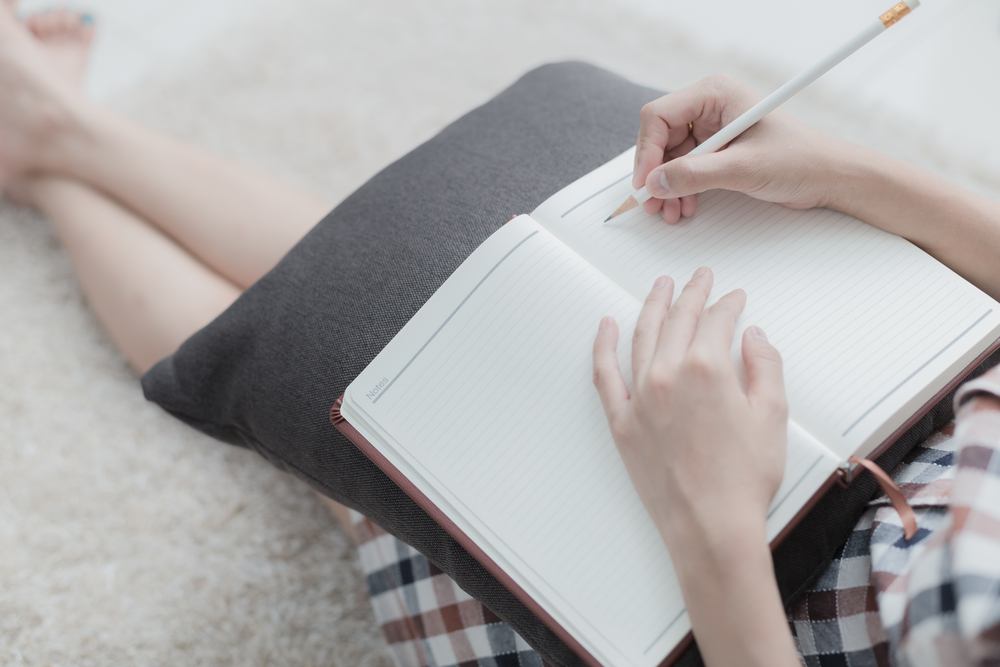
(789, 508, 891, 666)
(352, 511, 548, 667)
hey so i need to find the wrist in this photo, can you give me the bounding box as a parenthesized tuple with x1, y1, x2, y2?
(658, 506, 770, 580)
(821, 141, 961, 246)
(666, 523, 800, 667)
(820, 140, 887, 218)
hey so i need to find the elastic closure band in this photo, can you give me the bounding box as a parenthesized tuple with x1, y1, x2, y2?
(849, 456, 918, 539)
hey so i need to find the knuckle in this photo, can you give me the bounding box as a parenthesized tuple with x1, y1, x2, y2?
(631, 324, 648, 345)
(669, 300, 699, 321)
(609, 416, 630, 443)
(707, 72, 736, 87)
(643, 287, 668, 308)
(757, 345, 784, 368)
(644, 367, 673, 395)
(639, 101, 659, 122)
(685, 348, 719, 378)
(682, 277, 710, 298)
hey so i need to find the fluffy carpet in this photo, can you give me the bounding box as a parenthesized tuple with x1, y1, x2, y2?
(2, 0, 997, 664)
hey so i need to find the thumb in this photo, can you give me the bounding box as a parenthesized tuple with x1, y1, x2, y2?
(742, 326, 786, 417)
(645, 150, 750, 200)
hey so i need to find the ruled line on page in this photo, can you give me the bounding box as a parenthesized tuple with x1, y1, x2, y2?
(561, 172, 631, 218)
(392, 244, 563, 429)
(841, 308, 993, 437)
(819, 288, 972, 421)
(372, 230, 538, 404)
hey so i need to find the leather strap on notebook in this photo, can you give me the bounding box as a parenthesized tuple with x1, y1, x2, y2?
(849, 456, 917, 539)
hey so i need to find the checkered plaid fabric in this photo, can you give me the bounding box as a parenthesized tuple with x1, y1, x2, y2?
(790, 370, 1000, 667)
(351, 512, 550, 667)
(355, 372, 1000, 667)
(788, 424, 957, 667)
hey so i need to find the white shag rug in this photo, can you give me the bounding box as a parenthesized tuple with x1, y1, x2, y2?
(2, 0, 998, 664)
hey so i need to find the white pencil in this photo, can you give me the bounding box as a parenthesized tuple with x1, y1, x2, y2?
(606, 0, 921, 222)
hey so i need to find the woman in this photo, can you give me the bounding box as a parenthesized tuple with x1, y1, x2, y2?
(591, 75, 1000, 667)
(4, 4, 999, 666)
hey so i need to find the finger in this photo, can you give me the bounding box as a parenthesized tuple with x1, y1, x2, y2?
(634, 75, 759, 191)
(631, 276, 675, 383)
(660, 198, 682, 224)
(652, 195, 697, 224)
(656, 267, 713, 362)
(634, 102, 701, 189)
(680, 195, 698, 218)
(634, 102, 670, 189)
(645, 149, 754, 201)
(689, 289, 746, 368)
(742, 326, 786, 416)
(642, 196, 665, 216)
(593, 316, 630, 420)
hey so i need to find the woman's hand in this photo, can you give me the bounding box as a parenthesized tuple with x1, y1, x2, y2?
(591, 267, 786, 547)
(634, 74, 849, 223)
(592, 269, 800, 667)
(636, 74, 1000, 302)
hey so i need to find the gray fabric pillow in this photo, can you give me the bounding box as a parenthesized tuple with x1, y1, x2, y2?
(143, 61, 661, 666)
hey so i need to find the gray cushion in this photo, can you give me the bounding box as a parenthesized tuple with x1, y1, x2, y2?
(143, 61, 661, 666)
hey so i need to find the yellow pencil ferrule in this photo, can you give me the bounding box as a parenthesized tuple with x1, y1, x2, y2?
(879, 2, 912, 29)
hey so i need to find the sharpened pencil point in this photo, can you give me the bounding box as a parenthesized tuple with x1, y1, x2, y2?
(605, 195, 639, 223)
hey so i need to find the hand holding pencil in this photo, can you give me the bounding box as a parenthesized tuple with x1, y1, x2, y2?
(608, 0, 920, 224)
(627, 75, 846, 224)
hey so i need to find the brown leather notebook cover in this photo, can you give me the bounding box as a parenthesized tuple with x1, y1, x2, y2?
(332, 334, 1000, 667)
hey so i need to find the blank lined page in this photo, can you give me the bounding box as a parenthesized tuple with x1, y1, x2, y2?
(345, 215, 839, 667)
(533, 149, 1000, 457)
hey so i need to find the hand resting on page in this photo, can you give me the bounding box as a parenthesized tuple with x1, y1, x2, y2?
(592, 269, 801, 667)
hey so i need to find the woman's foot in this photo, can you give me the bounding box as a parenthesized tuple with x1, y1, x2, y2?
(0, 6, 94, 203)
(25, 10, 95, 88)
(0, 4, 88, 189)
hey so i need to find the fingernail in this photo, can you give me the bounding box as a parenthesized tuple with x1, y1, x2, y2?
(748, 326, 767, 341)
(648, 171, 670, 197)
(82, 13, 94, 25)
(652, 276, 669, 289)
(693, 267, 707, 278)
(599, 317, 610, 331)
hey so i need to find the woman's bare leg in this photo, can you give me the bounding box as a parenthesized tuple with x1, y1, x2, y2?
(27, 173, 356, 540)
(0, 6, 331, 290)
(10, 8, 356, 537)
(25, 175, 241, 373)
(51, 113, 332, 288)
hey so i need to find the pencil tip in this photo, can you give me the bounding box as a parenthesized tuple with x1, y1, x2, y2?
(605, 195, 639, 223)
(603, 214, 612, 223)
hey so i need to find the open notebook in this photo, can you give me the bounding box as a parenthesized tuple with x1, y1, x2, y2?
(333, 147, 1000, 667)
